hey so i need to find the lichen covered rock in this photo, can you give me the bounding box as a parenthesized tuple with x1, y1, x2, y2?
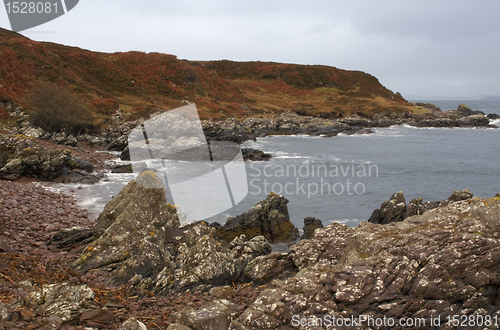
(238, 197, 500, 329)
(26, 283, 94, 323)
(72, 171, 180, 284)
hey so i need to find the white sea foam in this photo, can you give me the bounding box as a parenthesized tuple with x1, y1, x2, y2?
(490, 118, 500, 126)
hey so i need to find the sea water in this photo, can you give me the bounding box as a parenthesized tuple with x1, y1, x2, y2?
(46, 101, 500, 230)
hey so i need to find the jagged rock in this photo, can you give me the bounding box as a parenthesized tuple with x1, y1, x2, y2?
(368, 191, 406, 224)
(155, 231, 271, 292)
(26, 283, 94, 323)
(72, 172, 270, 291)
(77, 133, 107, 147)
(403, 197, 426, 219)
(301, 217, 323, 239)
(120, 145, 131, 161)
(370, 190, 474, 225)
(48, 227, 93, 250)
(106, 133, 129, 151)
(215, 192, 299, 243)
(176, 302, 232, 330)
(50, 132, 78, 146)
(119, 317, 148, 330)
(443, 188, 473, 204)
(72, 171, 180, 284)
(237, 198, 500, 329)
(0, 135, 95, 181)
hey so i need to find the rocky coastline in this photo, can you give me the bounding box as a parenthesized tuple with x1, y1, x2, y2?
(1, 102, 500, 329)
(0, 102, 497, 185)
(1, 165, 500, 329)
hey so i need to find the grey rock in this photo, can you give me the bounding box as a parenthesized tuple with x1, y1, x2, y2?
(72, 171, 180, 284)
(0, 302, 8, 322)
(176, 302, 231, 330)
(215, 192, 299, 243)
(119, 317, 148, 330)
(26, 283, 94, 323)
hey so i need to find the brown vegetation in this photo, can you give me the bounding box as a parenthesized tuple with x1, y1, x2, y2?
(29, 81, 95, 134)
(0, 27, 413, 123)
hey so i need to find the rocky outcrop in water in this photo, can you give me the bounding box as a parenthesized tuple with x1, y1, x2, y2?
(301, 217, 324, 239)
(368, 189, 474, 224)
(214, 192, 299, 244)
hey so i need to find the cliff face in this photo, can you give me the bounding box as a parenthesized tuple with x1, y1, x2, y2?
(0, 28, 410, 122)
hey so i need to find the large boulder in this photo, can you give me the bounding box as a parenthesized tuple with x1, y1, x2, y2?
(368, 191, 407, 224)
(72, 172, 271, 291)
(215, 192, 299, 243)
(72, 171, 180, 284)
(238, 197, 500, 329)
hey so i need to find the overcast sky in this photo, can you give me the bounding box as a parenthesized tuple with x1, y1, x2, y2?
(1, 0, 500, 99)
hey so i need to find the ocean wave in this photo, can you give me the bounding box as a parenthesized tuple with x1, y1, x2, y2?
(490, 118, 500, 126)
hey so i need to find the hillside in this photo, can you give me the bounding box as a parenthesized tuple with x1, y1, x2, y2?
(0, 27, 412, 123)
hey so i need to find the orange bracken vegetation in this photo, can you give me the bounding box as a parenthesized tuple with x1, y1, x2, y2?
(0, 27, 413, 122)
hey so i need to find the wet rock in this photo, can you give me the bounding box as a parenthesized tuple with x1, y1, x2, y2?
(215, 192, 299, 243)
(241, 148, 272, 161)
(176, 302, 231, 330)
(72, 171, 180, 284)
(120, 146, 131, 161)
(301, 217, 323, 239)
(119, 317, 148, 330)
(111, 163, 133, 173)
(26, 283, 94, 323)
